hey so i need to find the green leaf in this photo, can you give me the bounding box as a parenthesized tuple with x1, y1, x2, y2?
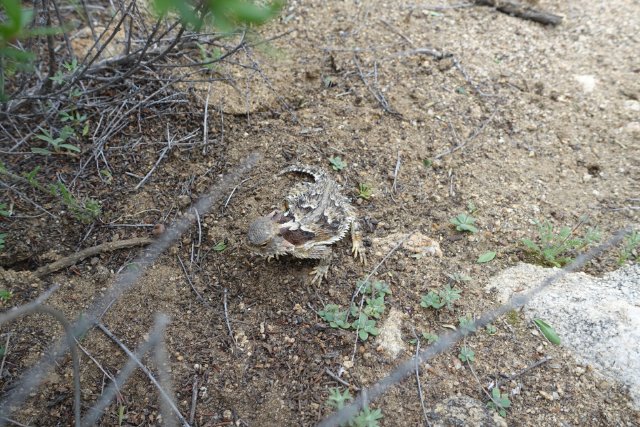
(327, 387, 352, 409)
(421, 332, 439, 344)
(533, 318, 561, 345)
(477, 251, 496, 263)
(458, 347, 475, 363)
(59, 143, 81, 153)
(420, 291, 444, 309)
(328, 155, 346, 171)
(450, 213, 478, 233)
(31, 147, 52, 155)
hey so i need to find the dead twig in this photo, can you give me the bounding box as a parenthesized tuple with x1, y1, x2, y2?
(88, 317, 190, 427)
(34, 237, 154, 278)
(223, 288, 237, 348)
(353, 54, 399, 115)
(495, 356, 552, 389)
(0, 334, 11, 380)
(474, 0, 563, 26)
(325, 368, 359, 390)
(412, 332, 431, 427)
(177, 255, 206, 304)
(435, 109, 499, 159)
(189, 375, 199, 425)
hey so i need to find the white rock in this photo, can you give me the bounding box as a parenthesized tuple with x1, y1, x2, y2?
(573, 74, 597, 93)
(486, 263, 640, 408)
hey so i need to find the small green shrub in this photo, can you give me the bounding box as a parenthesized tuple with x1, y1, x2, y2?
(522, 220, 600, 267)
(420, 284, 461, 311)
(450, 213, 478, 233)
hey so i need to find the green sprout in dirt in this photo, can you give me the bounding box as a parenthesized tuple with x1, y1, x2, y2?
(319, 280, 388, 341)
(477, 251, 496, 264)
(446, 272, 471, 284)
(352, 407, 384, 427)
(618, 229, 639, 265)
(521, 219, 600, 267)
(533, 318, 561, 345)
(328, 155, 346, 171)
(450, 213, 478, 233)
(0, 289, 11, 302)
(420, 284, 461, 311)
(357, 183, 373, 200)
(458, 346, 475, 363)
(485, 324, 497, 335)
(327, 387, 352, 410)
(325, 388, 384, 427)
(33, 127, 80, 155)
(487, 387, 511, 418)
(422, 331, 439, 344)
(0, 202, 10, 217)
(213, 240, 228, 252)
(352, 313, 379, 341)
(0, 233, 5, 251)
(49, 182, 101, 223)
(458, 315, 477, 336)
(318, 304, 351, 329)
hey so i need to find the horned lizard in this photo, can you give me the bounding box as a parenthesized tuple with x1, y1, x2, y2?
(247, 165, 366, 283)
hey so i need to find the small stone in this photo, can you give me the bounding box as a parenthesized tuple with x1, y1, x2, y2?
(177, 195, 191, 208)
(223, 409, 232, 420)
(343, 360, 354, 369)
(539, 390, 554, 401)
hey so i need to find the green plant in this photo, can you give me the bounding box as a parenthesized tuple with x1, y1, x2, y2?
(458, 346, 475, 363)
(458, 315, 476, 335)
(49, 181, 101, 223)
(357, 183, 372, 200)
(0, 0, 36, 100)
(533, 318, 560, 345)
(0, 233, 5, 251)
(352, 407, 383, 427)
(352, 313, 379, 341)
(521, 220, 600, 267)
(450, 213, 478, 233)
(319, 280, 388, 341)
(213, 240, 227, 252)
(422, 331, 439, 344)
(0, 202, 10, 217)
(485, 324, 497, 335)
(325, 388, 383, 427)
(618, 230, 639, 265)
(420, 284, 461, 311)
(477, 251, 496, 264)
(0, 289, 11, 301)
(357, 280, 391, 296)
(153, 0, 283, 31)
(487, 387, 511, 417)
(117, 405, 126, 426)
(318, 304, 351, 329)
(327, 388, 352, 410)
(446, 272, 471, 283)
(328, 156, 346, 171)
(33, 128, 80, 155)
(422, 158, 432, 168)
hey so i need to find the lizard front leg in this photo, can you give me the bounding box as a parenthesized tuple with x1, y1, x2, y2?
(350, 220, 366, 265)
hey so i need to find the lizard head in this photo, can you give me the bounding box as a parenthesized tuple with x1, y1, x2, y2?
(247, 210, 296, 258)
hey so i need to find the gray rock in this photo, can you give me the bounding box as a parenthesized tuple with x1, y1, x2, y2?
(429, 395, 507, 427)
(486, 263, 640, 408)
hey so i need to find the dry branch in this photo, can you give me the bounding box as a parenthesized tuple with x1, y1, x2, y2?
(474, 0, 563, 26)
(34, 237, 154, 278)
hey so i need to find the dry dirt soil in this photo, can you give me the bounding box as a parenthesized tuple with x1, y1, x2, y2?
(1, 0, 640, 426)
